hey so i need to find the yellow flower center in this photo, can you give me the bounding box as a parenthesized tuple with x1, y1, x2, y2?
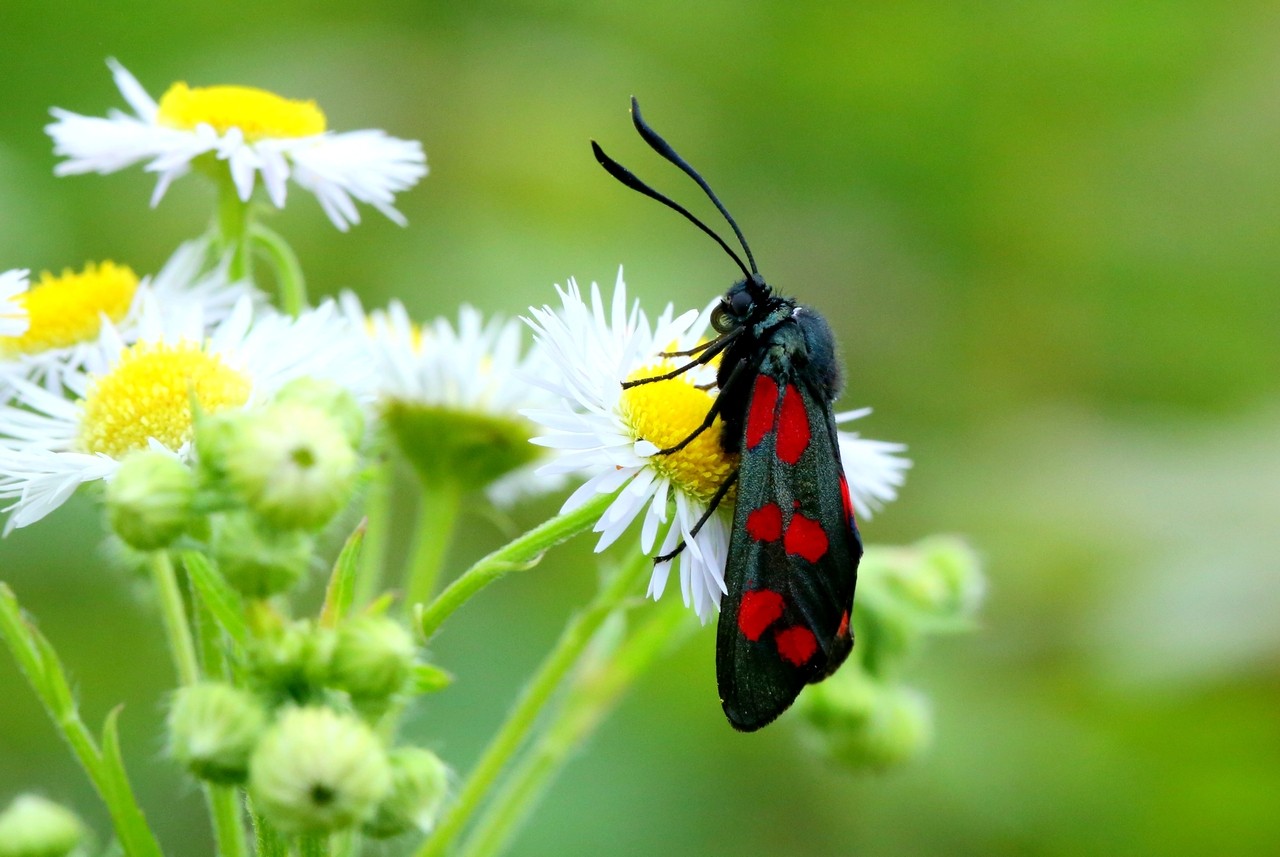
(79, 341, 252, 458)
(619, 362, 737, 503)
(0, 262, 138, 357)
(156, 82, 326, 141)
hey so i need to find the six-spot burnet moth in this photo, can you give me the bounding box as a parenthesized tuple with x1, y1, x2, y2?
(592, 98, 863, 732)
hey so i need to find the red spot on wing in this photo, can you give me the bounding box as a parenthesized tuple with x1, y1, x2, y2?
(839, 474, 856, 525)
(775, 384, 810, 464)
(745, 376, 779, 449)
(837, 610, 850, 639)
(745, 503, 783, 542)
(737, 589, 785, 641)
(784, 513, 829, 562)
(775, 625, 818, 666)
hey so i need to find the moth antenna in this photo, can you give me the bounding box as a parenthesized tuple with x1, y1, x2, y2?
(629, 96, 759, 275)
(591, 140, 753, 281)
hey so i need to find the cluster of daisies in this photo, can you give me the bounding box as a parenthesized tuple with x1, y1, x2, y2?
(0, 60, 910, 622)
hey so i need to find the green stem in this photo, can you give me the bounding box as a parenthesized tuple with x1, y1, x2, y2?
(154, 553, 250, 856)
(330, 829, 359, 857)
(250, 224, 309, 316)
(251, 807, 288, 857)
(353, 456, 395, 610)
(209, 787, 248, 857)
(216, 175, 252, 284)
(418, 492, 615, 641)
(412, 550, 651, 857)
(458, 596, 692, 857)
(403, 477, 463, 617)
(149, 551, 199, 687)
(297, 833, 328, 857)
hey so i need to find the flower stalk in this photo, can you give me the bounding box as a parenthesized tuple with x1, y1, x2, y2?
(417, 491, 616, 640)
(414, 548, 652, 857)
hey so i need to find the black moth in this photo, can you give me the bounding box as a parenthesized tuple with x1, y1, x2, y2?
(592, 98, 863, 731)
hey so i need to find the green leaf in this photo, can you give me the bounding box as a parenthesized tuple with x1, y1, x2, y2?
(0, 583, 49, 697)
(183, 550, 250, 648)
(319, 521, 365, 628)
(1, 585, 164, 857)
(410, 663, 454, 694)
(100, 708, 165, 857)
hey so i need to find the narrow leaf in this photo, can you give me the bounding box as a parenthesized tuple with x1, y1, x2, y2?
(182, 551, 249, 648)
(410, 663, 454, 694)
(319, 521, 365, 628)
(100, 708, 165, 857)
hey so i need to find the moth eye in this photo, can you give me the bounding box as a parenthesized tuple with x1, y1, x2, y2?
(730, 289, 754, 316)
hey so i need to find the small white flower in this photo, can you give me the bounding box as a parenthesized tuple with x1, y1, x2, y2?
(0, 238, 254, 397)
(0, 270, 29, 339)
(834, 409, 911, 521)
(524, 271, 732, 621)
(341, 293, 559, 503)
(524, 272, 912, 622)
(47, 59, 426, 231)
(0, 295, 366, 532)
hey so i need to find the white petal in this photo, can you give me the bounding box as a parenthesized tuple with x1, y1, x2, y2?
(106, 58, 158, 121)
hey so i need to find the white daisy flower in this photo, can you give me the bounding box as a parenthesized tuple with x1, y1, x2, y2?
(0, 237, 253, 398)
(523, 271, 733, 622)
(0, 294, 366, 533)
(47, 59, 426, 232)
(523, 272, 912, 622)
(833, 408, 912, 520)
(0, 269, 29, 338)
(339, 293, 559, 504)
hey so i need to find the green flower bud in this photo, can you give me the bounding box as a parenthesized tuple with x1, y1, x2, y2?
(167, 682, 269, 784)
(0, 794, 85, 857)
(193, 409, 241, 483)
(874, 537, 985, 620)
(364, 746, 450, 838)
(856, 539, 985, 676)
(272, 377, 365, 448)
(212, 512, 313, 598)
(384, 402, 541, 489)
(328, 615, 416, 705)
(105, 451, 195, 550)
(798, 671, 933, 771)
(245, 620, 334, 705)
(222, 403, 358, 532)
(249, 706, 391, 834)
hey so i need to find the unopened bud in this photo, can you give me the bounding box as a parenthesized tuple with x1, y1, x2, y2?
(0, 794, 85, 857)
(220, 403, 358, 531)
(212, 512, 313, 598)
(106, 451, 195, 550)
(167, 682, 268, 784)
(245, 620, 334, 705)
(798, 671, 933, 771)
(273, 377, 365, 448)
(249, 706, 391, 833)
(884, 537, 985, 620)
(364, 746, 450, 838)
(329, 615, 416, 705)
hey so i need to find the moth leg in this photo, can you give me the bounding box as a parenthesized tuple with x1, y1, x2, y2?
(651, 351, 756, 456)
(654, 469, 740, 563)
(621, 326, 741, 389)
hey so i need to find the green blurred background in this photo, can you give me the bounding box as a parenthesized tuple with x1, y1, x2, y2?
(2, 2, 1278, 855)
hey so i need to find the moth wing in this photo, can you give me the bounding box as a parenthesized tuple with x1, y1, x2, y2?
(716, 366, 862, 732)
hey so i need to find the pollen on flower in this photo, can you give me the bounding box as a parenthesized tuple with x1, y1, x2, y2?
(0, 262, 138, 357)
(157, 82, 326, 141)
(619, 362, 737, 503)
(79, 341, 251, 458)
